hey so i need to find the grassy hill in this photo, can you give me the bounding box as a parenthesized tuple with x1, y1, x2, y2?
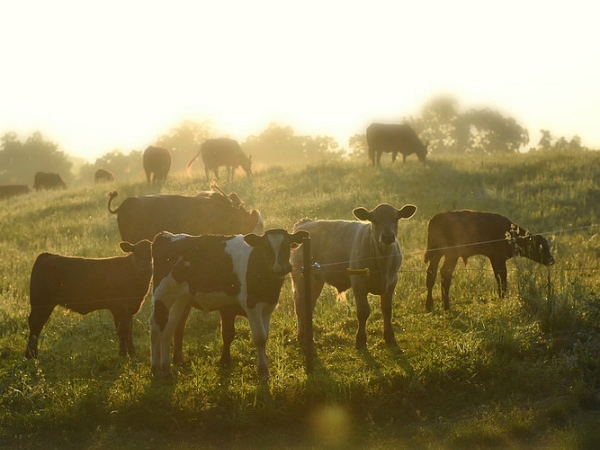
(1, 151, 600, 449)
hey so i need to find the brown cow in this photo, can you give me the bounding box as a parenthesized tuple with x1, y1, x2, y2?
(108, 183, 264, 363)
(26, 240, 152, 358)
(366, 123, 428, 165)
(425, 210, 555, 311)
(291, 203, 417, 349)
(143, 146, 171, 186)
(0, 184, 29, 200)
(187, 138, 252, 181)
(33, 172, 66, 191)
(94, 168, 115, 183)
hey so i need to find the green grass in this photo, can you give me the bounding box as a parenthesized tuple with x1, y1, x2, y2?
(1, 151, 600, 449)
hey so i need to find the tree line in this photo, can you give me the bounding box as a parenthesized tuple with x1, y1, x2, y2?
(0, 96, 592, 186)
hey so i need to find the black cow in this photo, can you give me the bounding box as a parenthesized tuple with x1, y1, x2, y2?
(425, 210, 555, 311)
(33, 172, 66, 191)
(187, 138, 252, 181)
(143, 146, 172, 186)
(366, 123, 428, 165)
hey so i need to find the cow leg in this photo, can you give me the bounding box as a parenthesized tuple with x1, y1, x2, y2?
(380, 289, 397, 346)
(219, 306, 238, 367)
(354, 291, 370, 349)
(425, 255, 441, 312)
(173, 303, 192, 365)
(111, 311, 135, 357)
(376, 151, 382, 166)
(391, 151, 398, 163)
(292, 274, 324, 346)
(490, 258, 508, 298)
(150, 297, 189, 377)
(25, 304, 55, 358)
(247, 303, 277, 381)
(440, 256, 458, 311)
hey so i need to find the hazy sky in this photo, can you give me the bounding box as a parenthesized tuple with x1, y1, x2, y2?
(1, 1, 599, 161)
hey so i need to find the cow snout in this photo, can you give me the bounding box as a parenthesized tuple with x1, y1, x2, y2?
(380, 232, 396, 246)
(273, 262, 293, 276)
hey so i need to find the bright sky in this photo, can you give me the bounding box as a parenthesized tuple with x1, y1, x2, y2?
(1, 0, 599, 161)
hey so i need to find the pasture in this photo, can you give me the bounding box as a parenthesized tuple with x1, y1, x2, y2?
(1, 151, 600, 449)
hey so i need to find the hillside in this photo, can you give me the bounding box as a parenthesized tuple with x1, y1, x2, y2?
(1, 151, 600, 449)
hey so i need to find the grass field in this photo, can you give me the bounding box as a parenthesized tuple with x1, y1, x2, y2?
(1, 151, 600, 449)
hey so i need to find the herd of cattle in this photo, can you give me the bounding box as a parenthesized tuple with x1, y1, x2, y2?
(3, 124, 555, 380)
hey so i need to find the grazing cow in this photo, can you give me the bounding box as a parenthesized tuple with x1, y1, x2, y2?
(143, 146, 172, 186)
(291, 203, 417, 349)
(366, 123, 428, 166)
(425, 210, 555, 311)
(187, 138, 252, 181)
(150, 229, 308, 380)
(26, 240, 152, 359)
(107, 185, 263, 245)
(0, 184, 29, 200)
(33, 172, 66, 191)
(94, 168, 115, 183)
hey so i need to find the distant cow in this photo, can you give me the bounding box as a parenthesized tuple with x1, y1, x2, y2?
(94, 168, 115, 183)
(366, 123, 428, 165)
(291, 203, 417, 349)
(143, 146, 172, 186)
(26, 240, 153, 359)
(187, 138, 252, 181)
(33, 172, 66, 191)
(425, 210, 555, 311)
(0, 184, 29, 200)
(150, 229, 308, 380)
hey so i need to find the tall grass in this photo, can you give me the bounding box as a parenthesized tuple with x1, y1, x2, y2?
(1, 151, 600, 449)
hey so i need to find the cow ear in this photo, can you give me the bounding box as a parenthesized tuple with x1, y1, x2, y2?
(353, 207, 371, 221)
(397, 204, 417, 219)
(244, 233, 261, 247)
(119, 242, 134, 253)
(290, 230, 309, 247)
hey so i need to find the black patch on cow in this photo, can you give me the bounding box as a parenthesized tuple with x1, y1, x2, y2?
(172, 237, 240, 296)
(245, 241, 287, 309)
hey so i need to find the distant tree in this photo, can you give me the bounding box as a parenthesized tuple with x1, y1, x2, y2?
(242, 123, 341, 165)
(0, 132, 72, 185)
(78, 149, 142, 183)
(537, 129, 553, 151)
(462, 108, 529, 154)
(412, 95, 463, 154)
(155, 120, 214, 172)
(348, 133, 368, 160)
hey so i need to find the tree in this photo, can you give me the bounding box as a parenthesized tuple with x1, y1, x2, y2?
(348, 133, 368, 160)
(155, 120, 215, 172)
(412, 95, 463, 155)
(0, 132, 72, 185)
(78, 149, 143, 183)
(462, 108, 529, 154)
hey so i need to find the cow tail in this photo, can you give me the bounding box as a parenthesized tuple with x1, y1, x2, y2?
(186, 151, 200, 177)
(107, 191, 120, 214)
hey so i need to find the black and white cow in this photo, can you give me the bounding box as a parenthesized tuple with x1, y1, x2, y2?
(150, 229, 308, 380)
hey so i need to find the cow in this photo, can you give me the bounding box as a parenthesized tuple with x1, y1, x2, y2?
(424, 210, 555, 311)
(33, 172, 66, 191)
(150, 229, 308, 380)
(107, 185, 263, 245)
(0, 184, 29, 200)
(366, 123, 428, 166)
(108, 184, 264, 362)
(25, 240, 153, 359)
(187, 138, 252, 181)
(291, 203, 417, 349)
(94, 168, 115, 183)
(143, 146, 172, 186)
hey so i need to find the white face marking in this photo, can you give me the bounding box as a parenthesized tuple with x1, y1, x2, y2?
(267, 233, 286, 272)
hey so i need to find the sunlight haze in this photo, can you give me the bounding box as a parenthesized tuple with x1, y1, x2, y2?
(1, 0, 599, 161)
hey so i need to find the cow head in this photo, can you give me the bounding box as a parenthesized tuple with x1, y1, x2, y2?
(353, 203, 417, 248)
(516, 234, 555, 266)
(120, 240, 153, 284)
(244, 229, 309, 276)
